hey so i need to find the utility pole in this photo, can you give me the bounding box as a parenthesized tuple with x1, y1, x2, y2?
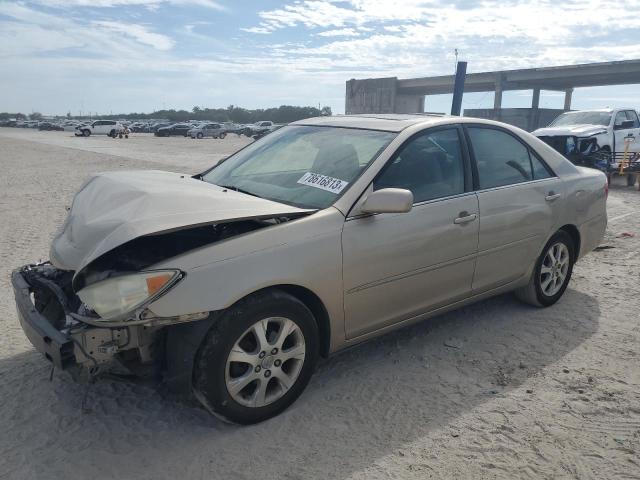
(451, 61, 467, 116)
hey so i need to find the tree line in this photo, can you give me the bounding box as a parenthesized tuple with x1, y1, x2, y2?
(0, 105, 332, 124)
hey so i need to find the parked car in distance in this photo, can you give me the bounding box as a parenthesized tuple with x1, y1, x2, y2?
(155, 123, 192, 137)
(38, 122, 64, 131)
(75, 120, 123, 137)
(243, 120, 278, 137)
(533, 108, 640, 179)
(150, 122, 171, 133)
(130, 122, 151, 133)
(189, 123, 227, 139)
(12, 114, 607, 425)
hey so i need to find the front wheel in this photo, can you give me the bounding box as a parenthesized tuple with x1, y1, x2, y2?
(82, 129, 90, 137)
(515, 230, 575, 307)
(219, 132, 226, 139)
(193, 290, 319, 424)
(197, 132, 203, 139)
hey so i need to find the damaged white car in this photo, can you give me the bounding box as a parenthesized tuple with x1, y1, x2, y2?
(13, 115, 607, 424)
(533, 108, 640, 181)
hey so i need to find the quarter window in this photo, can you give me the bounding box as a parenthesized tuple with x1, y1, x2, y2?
(530, 154, 552, 180)
(468, 127, 539, 189)
(374, 128, 465, 203)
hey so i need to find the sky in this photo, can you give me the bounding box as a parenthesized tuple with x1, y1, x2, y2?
(1, 0, 640, 116)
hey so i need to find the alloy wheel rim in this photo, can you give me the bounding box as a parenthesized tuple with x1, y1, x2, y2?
(540, 242, 570, 296)
(225, 317, 305, 408)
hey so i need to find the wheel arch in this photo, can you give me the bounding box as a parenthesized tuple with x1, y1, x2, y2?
(249, 284, 332, 358)
(558, 224, 581, 261)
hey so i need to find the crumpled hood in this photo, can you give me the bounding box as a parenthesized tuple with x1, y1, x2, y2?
(533, 124, 608, 137)
(50, 170, 311, 272)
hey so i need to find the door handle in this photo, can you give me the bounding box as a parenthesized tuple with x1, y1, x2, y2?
(454, 213, 477, 224)
(545, 193, 561, 201)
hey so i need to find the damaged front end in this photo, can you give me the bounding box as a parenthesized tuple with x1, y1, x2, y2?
(11, 262, 178, 382)
(537, 134, 611, 171)
(12, 170, 313, 385)
(12, 217, 302, 384)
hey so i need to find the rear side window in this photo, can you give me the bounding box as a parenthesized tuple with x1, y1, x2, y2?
(468, 127, 549, 189)
(374, 128, 465, 203)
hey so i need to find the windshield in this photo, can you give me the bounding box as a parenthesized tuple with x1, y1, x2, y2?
(549, 111, 612, 127)
(203, 125, 396, 209)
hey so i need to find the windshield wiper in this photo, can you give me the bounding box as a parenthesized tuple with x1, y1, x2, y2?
(218, 185, 261, 198)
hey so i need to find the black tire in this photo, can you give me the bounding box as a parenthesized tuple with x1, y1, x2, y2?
(626, 174, 636, 187)
(109, 129, 116, 138)
(82, 129, 90, 137)
(219, 132, 226, 139)
(193, 290, 319, 424)
(197, 132, 203, 139)
(515, 230, 575, 307)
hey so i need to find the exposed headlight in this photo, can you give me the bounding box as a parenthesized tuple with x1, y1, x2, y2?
(565, 137, 576, 154)
(77, 270, 182, 320)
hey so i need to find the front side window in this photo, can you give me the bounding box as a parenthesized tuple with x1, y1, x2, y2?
(614, 111, 628, 128)
(468, 127, 541, 189)
(374, 128, 465, 203)
(625, 110, 640, 128)
(203, 126, 395, 209)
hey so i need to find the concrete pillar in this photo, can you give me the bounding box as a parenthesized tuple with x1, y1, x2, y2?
(564, 88, 573, 111)
(530, 88, 541, 130)
(531, 88, 540, 109)
(493, 82, 503, 110)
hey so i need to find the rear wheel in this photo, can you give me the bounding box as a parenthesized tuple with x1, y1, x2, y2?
(515, 230, 575, 307)
(193, 290, 318, 424)
(626, 174, 636, 187)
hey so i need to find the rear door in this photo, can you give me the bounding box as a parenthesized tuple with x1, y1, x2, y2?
(465, 125, 562, 294)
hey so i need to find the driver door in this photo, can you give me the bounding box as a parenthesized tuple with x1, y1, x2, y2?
(614, 110, 640, 159)
(342, 126, 478, 339)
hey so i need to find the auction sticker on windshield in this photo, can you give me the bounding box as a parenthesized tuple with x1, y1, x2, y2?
(297, 172, 349, 194)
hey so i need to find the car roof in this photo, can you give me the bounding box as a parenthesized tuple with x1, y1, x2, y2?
(292, 114, 457, 132)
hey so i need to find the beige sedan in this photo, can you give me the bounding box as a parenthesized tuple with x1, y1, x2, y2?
(12, 114, 607, 424)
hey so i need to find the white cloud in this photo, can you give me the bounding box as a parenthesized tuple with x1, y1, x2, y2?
(30, 0, 227, 10)
(317, 28, 360, 37)
(92, 21, 175, 50)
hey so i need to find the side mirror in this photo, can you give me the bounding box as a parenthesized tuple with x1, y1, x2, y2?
(360, 188, 413, 214)
(615, 119, 635, 130)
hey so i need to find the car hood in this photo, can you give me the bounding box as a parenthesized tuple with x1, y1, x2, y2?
(50, 170, 312, 273)
(533, 124, 608, 137)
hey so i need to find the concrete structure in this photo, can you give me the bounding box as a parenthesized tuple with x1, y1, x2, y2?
(464, 108, 565, 131)
(345, 59, 640, 131)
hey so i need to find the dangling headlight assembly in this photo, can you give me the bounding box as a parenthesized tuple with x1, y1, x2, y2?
(77, 270, 182, 321)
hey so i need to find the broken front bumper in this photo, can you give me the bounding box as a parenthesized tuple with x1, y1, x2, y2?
(11, 270, 76, 369)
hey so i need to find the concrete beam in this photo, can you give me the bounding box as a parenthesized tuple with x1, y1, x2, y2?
(392, 59, 640, 96)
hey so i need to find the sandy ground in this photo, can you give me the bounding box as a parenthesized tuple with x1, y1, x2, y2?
(0, 128, 639, 480)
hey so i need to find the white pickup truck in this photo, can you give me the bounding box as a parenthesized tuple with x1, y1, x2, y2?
(75, 120, 123, 137)
(533, 108, 640, 181)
